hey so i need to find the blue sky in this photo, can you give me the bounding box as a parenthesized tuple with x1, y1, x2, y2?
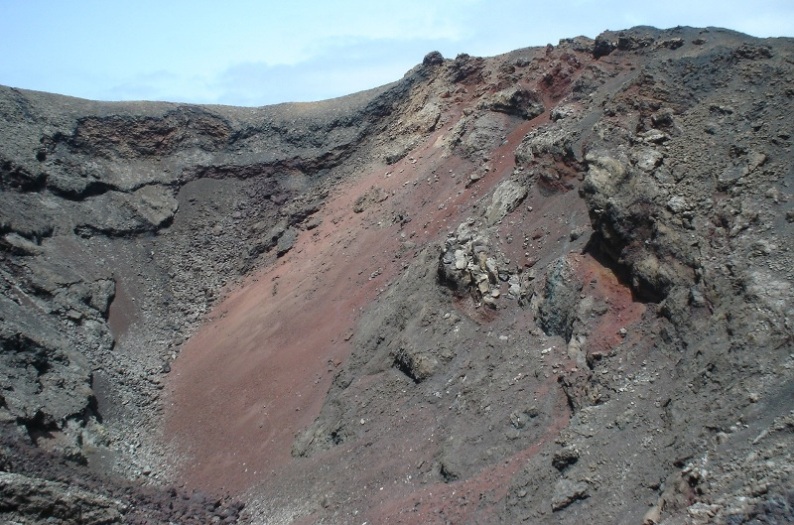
(1, 1, 792, 106)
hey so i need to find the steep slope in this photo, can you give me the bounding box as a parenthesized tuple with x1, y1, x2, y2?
(0, 76, 417, 522)
(1, 26, 793, 525)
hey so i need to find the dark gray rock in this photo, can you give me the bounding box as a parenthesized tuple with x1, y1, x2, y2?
(0, 471, 126, 524)
(552, 446, 580, 471)
(551, 479, 589, 511)
(483, 86, 545, 120)
(537, 258, 582, 342)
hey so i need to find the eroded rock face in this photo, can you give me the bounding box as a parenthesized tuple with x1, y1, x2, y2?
(1, 25, 793, 525)
(537, 257, 582, 342)
(0, 74, 416, 522)
(482, 86, 545, 120)
(485, 179, 529, 225)
(438, 219, 531, 308)
(0, 471, 126, 525)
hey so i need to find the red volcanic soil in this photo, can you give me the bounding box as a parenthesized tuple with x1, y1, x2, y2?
(165, 130, 477, 493)
(163, 47, 645, 521)
(164, 94, 543, 497)
(572, 253, 647, 360)
(165, 162, 405, 494)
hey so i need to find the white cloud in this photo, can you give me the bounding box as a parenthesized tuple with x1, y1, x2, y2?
(211, 36, 434, 106)
(225, 0, 471, 67)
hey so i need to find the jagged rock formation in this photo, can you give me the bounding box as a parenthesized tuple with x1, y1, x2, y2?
(1, 26, 793, 524)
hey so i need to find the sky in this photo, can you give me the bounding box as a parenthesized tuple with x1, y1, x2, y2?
(1, 1, 792, 107)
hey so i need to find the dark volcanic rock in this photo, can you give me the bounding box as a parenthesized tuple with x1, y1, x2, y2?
(483, 86, 545, 120)
(0, 471, 126, 524)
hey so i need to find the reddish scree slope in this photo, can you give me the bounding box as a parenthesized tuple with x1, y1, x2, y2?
(165, 47, 643, 522)
(165, 116, 532, 492)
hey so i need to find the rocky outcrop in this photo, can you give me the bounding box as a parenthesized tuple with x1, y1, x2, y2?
(482, 86, 545, 120)
(0, 471, 126, 525)
(485, 179, 529, 225)
(438, 218, 535, 308)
